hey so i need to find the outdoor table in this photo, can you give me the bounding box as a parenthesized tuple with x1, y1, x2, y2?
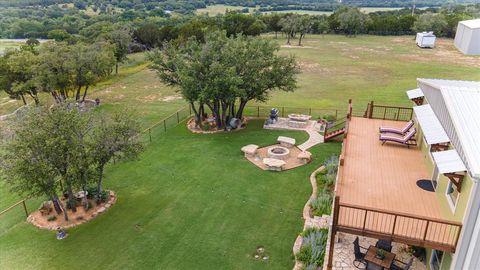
(364, 245, 396, 270)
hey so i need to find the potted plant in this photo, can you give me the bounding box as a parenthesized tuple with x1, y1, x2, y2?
(375, 248, 386, 260)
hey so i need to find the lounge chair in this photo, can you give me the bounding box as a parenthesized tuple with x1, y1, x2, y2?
(380, 128, 417, 147)
(379, 120, 414, 135)
(391, 257, 414, 270)
(353, 237, 367, 269)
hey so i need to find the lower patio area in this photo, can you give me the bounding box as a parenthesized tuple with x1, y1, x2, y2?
(332, 232, 427, 270)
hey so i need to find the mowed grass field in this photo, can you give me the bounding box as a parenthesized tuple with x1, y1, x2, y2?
(0, 120, 341, 269)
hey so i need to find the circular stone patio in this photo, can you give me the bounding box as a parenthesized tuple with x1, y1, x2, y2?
(244, 144, 311, 171)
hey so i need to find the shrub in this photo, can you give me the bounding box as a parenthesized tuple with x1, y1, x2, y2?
(86, 187, 97, 199)
(65, 199, 78, 210)
(296, 228, 328, 267)
(47, 215, 57, 222)
(324, 155, 339, 175)
(97, 190, 109, 203)
(83, 201, 93, 211)
(322, 114, 336, 122)
(311, 192, 333, 216)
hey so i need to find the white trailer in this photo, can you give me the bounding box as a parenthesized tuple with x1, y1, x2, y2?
(416, 32, 436, 48)
(454, 19, 480, 55)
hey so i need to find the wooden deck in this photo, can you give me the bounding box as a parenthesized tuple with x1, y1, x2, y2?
(333, 117, 462, 253)
(336, 117, 442, 219)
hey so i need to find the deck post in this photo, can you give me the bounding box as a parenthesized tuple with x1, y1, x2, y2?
(327, 196, 340, 270)
(368, 101, 374, 119)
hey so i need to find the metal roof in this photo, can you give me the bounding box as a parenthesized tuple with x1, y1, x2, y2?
(418, 78, 480, 178)
(461, 19, 480, 29)
(413, 105, 450, 145)
(406, 88, 424, 99)
(432, 150, 467, 174)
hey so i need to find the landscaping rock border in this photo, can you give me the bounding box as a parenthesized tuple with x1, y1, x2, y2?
(292, 166, 332, 270)
(186, 117, 247, 134)
(27, 190, 117, 230)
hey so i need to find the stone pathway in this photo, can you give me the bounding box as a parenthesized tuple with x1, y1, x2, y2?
(298, 123, 324, 151)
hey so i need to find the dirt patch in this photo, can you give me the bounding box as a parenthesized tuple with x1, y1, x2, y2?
(27, 190, 117, 230)
(281, 45, 315, 49)
(161, 95, 183, 102)
(298, 61, 335, 73)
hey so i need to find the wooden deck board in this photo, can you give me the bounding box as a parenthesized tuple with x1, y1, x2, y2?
(336, 117, 443, 219)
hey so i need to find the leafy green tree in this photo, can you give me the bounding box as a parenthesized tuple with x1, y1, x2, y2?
(36, 42, 74, 102)
(88, 111, 143, 202)
(412, 13, 448, 36)
(0, 47, 40, 105)
(337, 7, 370, 36)
(263, 13, 284, 38)
(47, 29, 71, 41)
(149, 31, 299, 129)
(102, 24, 132, 74)
(279, 14, 299, 45)
(296, 15, 312, 46)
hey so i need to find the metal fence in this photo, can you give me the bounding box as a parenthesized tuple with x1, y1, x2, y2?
(0, 103, 351, 231)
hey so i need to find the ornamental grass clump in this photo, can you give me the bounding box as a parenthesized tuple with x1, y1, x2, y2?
(296, 228, 328, 268)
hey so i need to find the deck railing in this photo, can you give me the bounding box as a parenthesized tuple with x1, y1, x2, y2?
(364, 101, 413, 121)
(332, 197, 462, 253)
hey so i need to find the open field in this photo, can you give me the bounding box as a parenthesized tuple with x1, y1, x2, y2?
(0, 40, 23, 54)
(0, 120, 341, 269)
(2, 35, 479, 123)
(196, 5, 409, 16)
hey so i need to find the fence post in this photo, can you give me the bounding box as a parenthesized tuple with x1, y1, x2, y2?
(257, 106, 259, 117)
(189, 104, 192, 115)
(163, 120, 167, 132)
(176, 111, 180, 123)
(22, 200, 28, 218)
(282, 107, 284, 117)
(335, 109, 338, 120)
(148, 128, 152, 142)
(309, 108, 312, 115)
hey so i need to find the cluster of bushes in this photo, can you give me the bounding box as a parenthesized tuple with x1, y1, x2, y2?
(310, 155, 338, 217)
(296, 227, 329, 270)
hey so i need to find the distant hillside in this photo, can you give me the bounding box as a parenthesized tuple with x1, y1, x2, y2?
(1, 0, 479, 10)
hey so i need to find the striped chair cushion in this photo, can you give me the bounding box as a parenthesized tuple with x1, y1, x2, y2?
(379, 120, 414, 135)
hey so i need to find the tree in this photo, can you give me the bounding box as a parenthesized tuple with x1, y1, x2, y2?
(88, 111, 142, 202)
(0, 47, 40, 105)
(133, 23, 162, 49)
(412, 13, 448, 36)
(47, 29, 71, 41)
(149, 31, 299, 129)
(296, 15, 312, 46)
(70, 42, 115, 101)
(337, 7, 370, 36)
(263, 13, 283, 38)
(279, 14, 299, 45)
(102, 24, 132, 74)
(36, 42, 74, 102)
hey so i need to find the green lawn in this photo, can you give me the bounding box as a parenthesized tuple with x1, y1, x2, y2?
(0, 120, 341, 269)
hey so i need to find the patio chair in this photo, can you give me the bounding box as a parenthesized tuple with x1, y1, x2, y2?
(391, 257, 414, 270)
(379, 128, 417, 147)
(375, 239, 392, 252)
(379, 120, 414, 135)
(353, 237, 367, 269)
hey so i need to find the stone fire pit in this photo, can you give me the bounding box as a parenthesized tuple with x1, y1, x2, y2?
(267, 146, 290, 160)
